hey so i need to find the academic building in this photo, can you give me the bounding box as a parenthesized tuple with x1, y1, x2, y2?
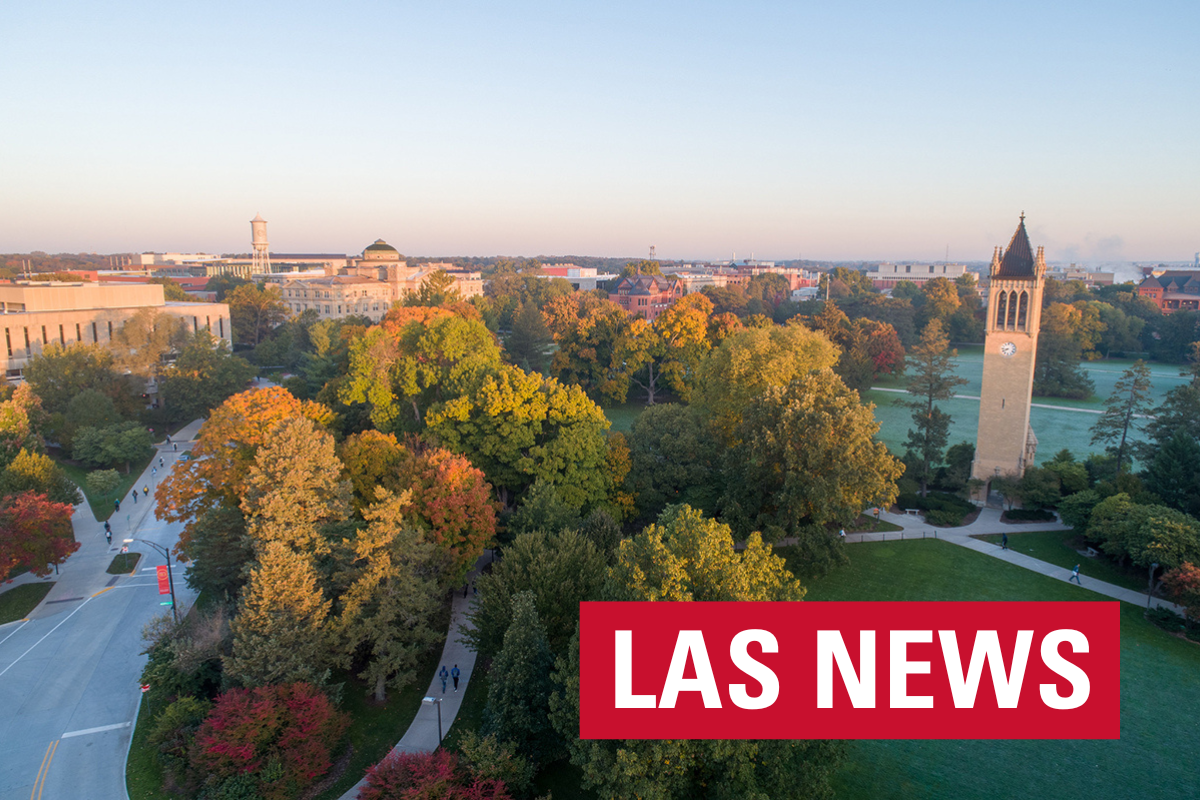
(611, 274, 685, 321)
(0, 282, 232, 383)
(1137, 271, 1200, 313)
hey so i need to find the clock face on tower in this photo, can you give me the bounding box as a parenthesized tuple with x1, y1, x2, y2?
(1000, 342, 1017, 357)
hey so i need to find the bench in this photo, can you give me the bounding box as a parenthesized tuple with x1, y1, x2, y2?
(905, 508, 921, 516)
(1086, 547, 1098, 557)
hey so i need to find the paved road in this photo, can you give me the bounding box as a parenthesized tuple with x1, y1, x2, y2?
(0, 437, 197, 800)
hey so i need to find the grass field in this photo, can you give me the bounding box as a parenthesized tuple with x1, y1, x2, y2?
(783, 539, 1200, 800)
(56, 451, 155, 522)
(602, 402, 648, 433)
(0, 582, 54, 625)
(107, 553, 142, 574)
(972, 530, 1148, 593)
(868, 347, 1188, 467)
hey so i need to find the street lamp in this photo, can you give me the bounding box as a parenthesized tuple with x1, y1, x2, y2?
(1147, 562, 1159, 610)
(125, 538, 178, 623)
(422, 696, 443, 745)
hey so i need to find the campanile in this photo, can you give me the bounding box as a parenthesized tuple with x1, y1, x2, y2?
(972, 214, 1046, 490)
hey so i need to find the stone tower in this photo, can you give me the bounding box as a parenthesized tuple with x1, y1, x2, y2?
(250, 213, 270, 275)
(972, 214, 1046, 492)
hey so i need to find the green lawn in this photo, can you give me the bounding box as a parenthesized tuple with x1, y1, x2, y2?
(56, 451, 155, 522)
(0, 581, 54, 624)
(126, 692, 167, 800)
(972, 530, 1148, 593)
(781, 539, 1200, 800)
(602, 402, 648, 433)
(107, 553, 142, 574)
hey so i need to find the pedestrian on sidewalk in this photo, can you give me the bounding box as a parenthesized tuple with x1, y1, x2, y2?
(106, 530, 112, 545)
(839, 528, 846, 540)
(143, 486, 149, 497)
(472, 582, 477, 596)
(114, 498, 120, 512)
(439, 665, 449, 693)
(152, 467, 157, 478)
(451, 664, 461, 691)
(1001, 533, 1008, 550)
(173, 442, 178, 451)
(131, 491, 137, 505)
(166, 434, 171, 445)
(1070, 564, 1082, 584)
(463, 582, 469, 598)
(159, 457, 164, 468)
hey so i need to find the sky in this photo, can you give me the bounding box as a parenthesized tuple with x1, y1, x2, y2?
(1, 1, 1197, 263)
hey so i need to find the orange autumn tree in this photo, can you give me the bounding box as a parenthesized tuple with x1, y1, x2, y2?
(155, 387, 333, 555)
(340, 431, 499, 582)
(0, 491, 77, 579)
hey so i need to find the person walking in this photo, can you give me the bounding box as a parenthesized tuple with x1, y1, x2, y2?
(1070, 564, 1082, 584)
(159, 456, 164, 468)
(1001, 533, 1008, 550)
(105, 530, 112, 545)
(131, 490, 137, 505)
(152, 467, 157, 478)
(439, 665, 449, 694)
(173, 442, 178, 451)
(114, 498, 120, 512)
(451, 664, 461, 691)
(143, 486, 149, 497)
(839, 528, 846, 540)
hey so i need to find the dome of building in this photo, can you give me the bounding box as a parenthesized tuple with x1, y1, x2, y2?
(362, 239, 401, 262)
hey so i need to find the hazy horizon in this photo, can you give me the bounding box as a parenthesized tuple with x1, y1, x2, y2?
(2, 2, 1196, 263)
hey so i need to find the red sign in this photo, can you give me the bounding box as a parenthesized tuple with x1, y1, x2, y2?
(156, 565, 171, 595)
(579, 601, 1120, 740)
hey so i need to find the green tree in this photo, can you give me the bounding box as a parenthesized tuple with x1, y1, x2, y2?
(505, 300, 552, 372)
(550, 505, 844, 800)
(226, 283, 289, 347)
(159, 330, 255, 423)
(405, 269, 462, 307)
(1140, 346, 1200, 462)
(918, 277, 961, 327)
(1143, 430, 1200, 517)
(626, 404, 722, 521)
(692, 322, 840, 444)
(0, 384, 47, 469)
(463, 529, 607, 662)
(619, 260, 663, 278)
(482, 591, 557, 765)
(1090, 360, 1153, 474)
(1033, 304, 1096, 399)
(85, 468, 122, 502)
(506, 478, 581, 541)
(108, 308, 188, 381)
(240, 416, 351, 556)
(902, 319, 968, 495)
(225, 541, 332, 687)
(183, 504, 253, 600)
(723, 371, 903, 558)
(542, 293, 652, 404)
(650, 293, 715, 402)
(60, 389, 120, 450)
(1017, 466, 1062, 510)
(426, 365, 611, 509)
(22, 343, 139, 417)
(72, 422, 153, 473)
(1059, 489, 1101, 533)
(146, 277, 198, 302)
(336, 489, 442, 702)
(0, 449, 81, 505)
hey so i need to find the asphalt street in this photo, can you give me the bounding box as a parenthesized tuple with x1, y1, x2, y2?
(0, 445, 195, 800)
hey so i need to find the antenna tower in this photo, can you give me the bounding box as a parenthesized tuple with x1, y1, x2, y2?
(649, 245, 657, 261)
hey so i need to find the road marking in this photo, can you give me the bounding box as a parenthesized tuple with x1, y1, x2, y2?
(61, 721, 131, 739)
(0, 619, 30, 647)
(43, 597, 84, 604)
(30, 739, 57, 800)
(139, 566, 181, 571)
(0, 596, 92, 679)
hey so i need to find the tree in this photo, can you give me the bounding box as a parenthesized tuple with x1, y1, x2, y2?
(158, 330, 255, 422)
(505, 300, 552, 372)
(692, 322, 840, 444)
(1140, 345, 1200, 462)
(71, 421, 153, 473)
(1162, 562, 1200, 623)
(226, 283, 289, 347)
(483, 592, 557, 765)
(1034, 304, 1096, 399)
(224, 542, 332, 687)
(902, 319, 968, 495)
(551, 505, 844, 800)
(0, 449, 81, 505)
(341, 312, 502, 432)
(506, 478, 581, 541)
(648, 293, 714, 402)
(22, 342, 139, 417)
(1091, 360, 1154, 474)
(205, 274, 251, 302)
(918, 277, 961, 327)
(182, 504, 253, 600)
(0, 384, 46, 469)
(723, 371, 903, 556)
(542, 293, 652, 404)
(0, 491, 77, 579)
(146, 277, 198, 302)
(463, 529, 607, 663)
(1017, 466, 1062, 510)
(426, 365, 611, 509)
(619, 260, 663, 278)
(405, 269, 462, 307)
(336, 489, 442, 702)
(85, 468, 122, 502)
(625, 404, 722, 521)
(108, 307, 187, 381)
(191, 682, 349, 800)
(359, 749, 512, 800)
(240, 416, 351, 556)
(156, 387, 328, 555)
(1143, 430, 1200, 517)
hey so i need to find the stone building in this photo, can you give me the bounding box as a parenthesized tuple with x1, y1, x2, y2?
(611, 274, 684, 321)
(0, 282, 232, 382)
(1137, 270, 1200, 313)
(972, 215, 1046, 494)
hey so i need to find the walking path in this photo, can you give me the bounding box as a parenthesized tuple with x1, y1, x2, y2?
(844, 506, 1184, 613)
(337, 555, 488, 800)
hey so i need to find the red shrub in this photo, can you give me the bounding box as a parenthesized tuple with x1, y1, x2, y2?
(358, 750, 510, 800)
(191, 682, 349, 799)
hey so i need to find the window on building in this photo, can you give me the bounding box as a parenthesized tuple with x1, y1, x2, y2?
(325, 305, 331, 314)
(59, 324, 65, 345)
(929, 266, 935, 273)
(92, 322, 98, 342)
(1017, 291, 1029, 330)
(1006, 291, 1019, 328)
(107, 321, 113, 339)
(24, 328, 30, 350)
(41, 325, 47, 345)
(193, 316, 198, 332)
(206, 316, 211, 330)
(4, 329, 10, 357)
(75, 323, 81, 342)
(905, 265, 911, 273)
(995, 291, 1008, 328)
(219, 318, 224, 338)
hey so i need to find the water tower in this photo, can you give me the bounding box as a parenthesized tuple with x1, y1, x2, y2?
(250, 213, 270, 274)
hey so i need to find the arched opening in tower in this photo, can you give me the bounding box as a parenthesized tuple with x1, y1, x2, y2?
(1017, 291, 1029, 330)
(995, 291, 1008, 329)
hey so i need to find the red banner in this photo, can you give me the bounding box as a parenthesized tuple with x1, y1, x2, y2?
(156, 564, 171, 595)
(579, 601, 1120, 740)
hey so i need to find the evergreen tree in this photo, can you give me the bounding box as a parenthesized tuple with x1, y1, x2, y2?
(1090, 360, 1154, 474)
(902, 320, 968, 496)
(505, 300, 552, 373)
(1033, 303, 1096, 399)
(1143, 430, 1200, 517)
(183, 504, 253, 600)
(225, 541, 331, 687)
(483, 591, 557, 765)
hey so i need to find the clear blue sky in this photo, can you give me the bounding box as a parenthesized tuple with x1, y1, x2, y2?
(1, 1, 1196, 262)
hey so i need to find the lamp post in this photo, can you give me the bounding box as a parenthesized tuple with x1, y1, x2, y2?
(125, 538, 178, 623)
(1147, 562, 1159, 610)
(422, 696, 443, 745)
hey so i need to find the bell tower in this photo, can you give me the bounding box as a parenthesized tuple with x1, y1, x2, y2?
(250, 213, 270, 275)
(972, 214, 1046, 492)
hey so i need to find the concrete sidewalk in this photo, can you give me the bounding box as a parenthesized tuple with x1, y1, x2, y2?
(337, 555, 489, 800)
(844, 506, 1183, 614)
